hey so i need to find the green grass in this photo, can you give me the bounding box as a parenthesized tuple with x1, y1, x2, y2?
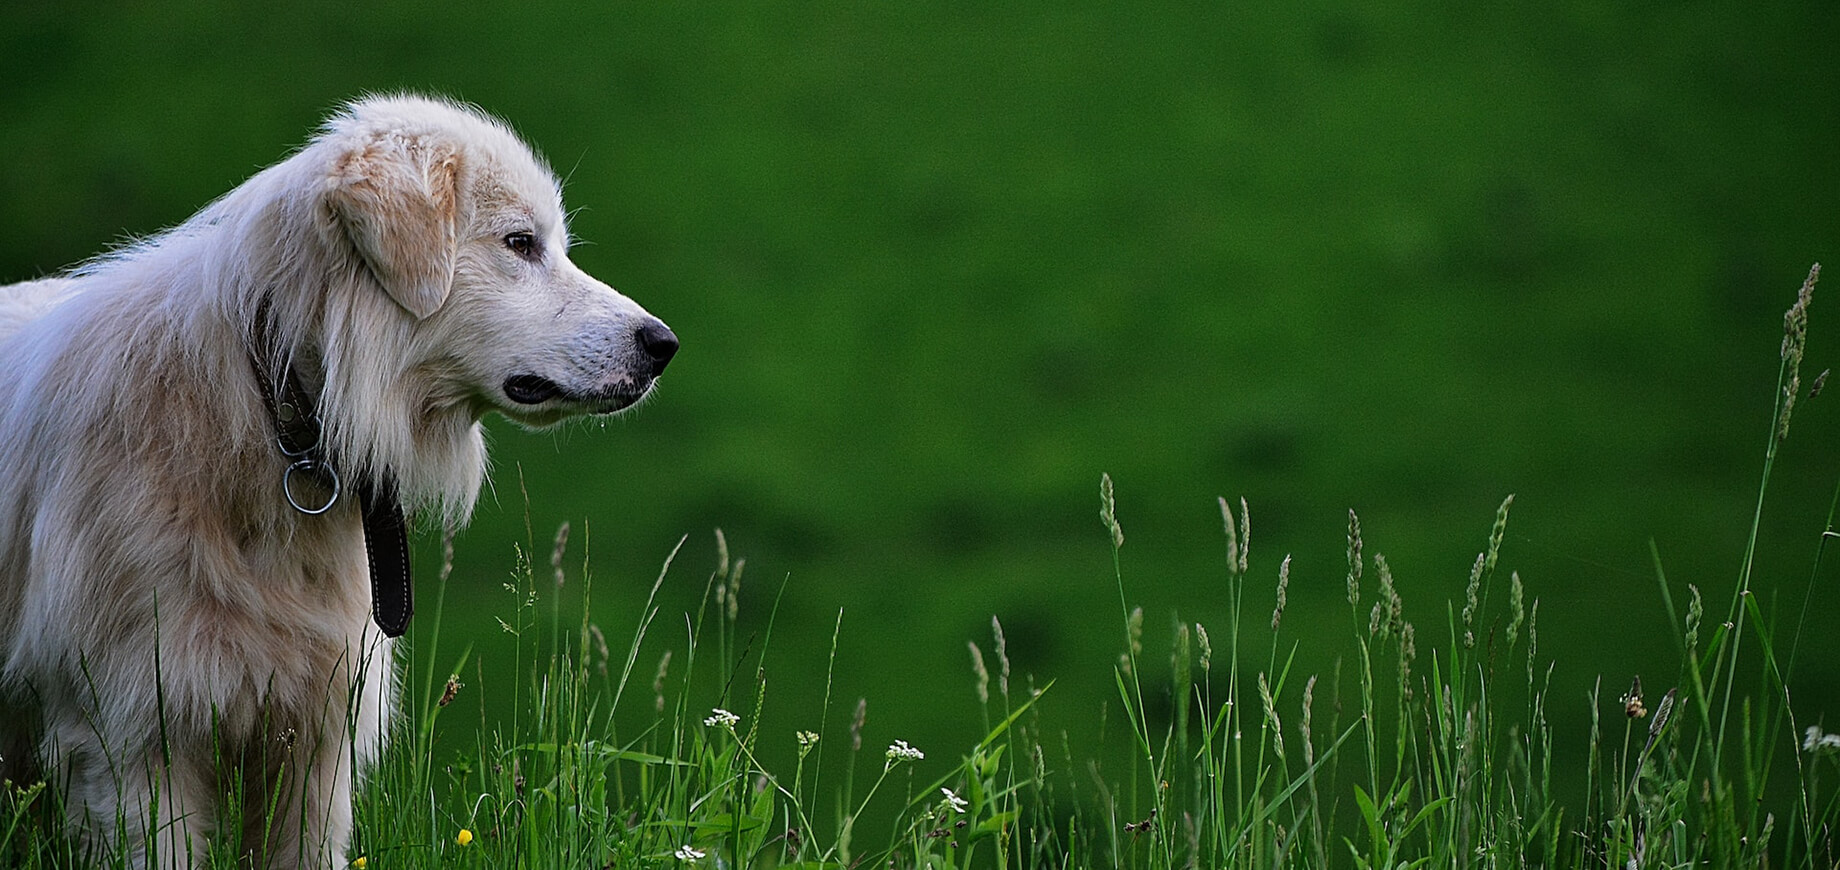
(5, 267, 1840, 867)
(6, 4, 1840, 799)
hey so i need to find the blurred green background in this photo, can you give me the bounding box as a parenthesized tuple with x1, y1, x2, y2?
(4, 1, 1838, 800)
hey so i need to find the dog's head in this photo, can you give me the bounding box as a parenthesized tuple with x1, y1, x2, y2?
(319, 95, 676, 428)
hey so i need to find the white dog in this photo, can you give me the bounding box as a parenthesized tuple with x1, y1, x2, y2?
(0, 96, 676, 868)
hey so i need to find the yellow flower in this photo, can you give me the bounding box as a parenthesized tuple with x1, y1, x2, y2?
(456, 828, 474, 847)
(352, 859, 367, 869)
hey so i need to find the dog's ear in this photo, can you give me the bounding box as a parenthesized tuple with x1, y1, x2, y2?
(328, 135, 462, 319)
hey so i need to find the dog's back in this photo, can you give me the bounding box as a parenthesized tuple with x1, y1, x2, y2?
(0, 277, 79, 343)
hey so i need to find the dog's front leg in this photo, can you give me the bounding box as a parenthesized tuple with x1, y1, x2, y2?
(253, 635, 391, 870)
(249, 725, 353, 870)
(45, 721, 216, 870)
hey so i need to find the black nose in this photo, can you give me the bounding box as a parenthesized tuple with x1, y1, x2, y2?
(637, 319, 678, 373)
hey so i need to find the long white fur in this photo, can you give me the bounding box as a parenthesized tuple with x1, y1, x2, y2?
(0, 96, 668, 868)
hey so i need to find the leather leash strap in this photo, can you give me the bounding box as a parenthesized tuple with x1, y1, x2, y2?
(358, 475, 413, 637)
(247, 340, 414, 638)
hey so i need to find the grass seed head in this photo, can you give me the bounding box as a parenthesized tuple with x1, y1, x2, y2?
(1237, 498, 1251, 575)
(1649, 688, 1677, 739)
(550, 521, 569, 587)
(1400, 621, 1417, 697)
(1780, 263, 1820, 439)
(1258, 672, 1284, 760)
(1272, 554, 1291, 633)
(652, 649, 673, 712)
(726, 558, 745, 622)
(1462, 552, 1484, 649)
(968, 641, 989, 705)
(1526, 598, 1540, 685)
(1506, 571, 1525, 648)
(1119, 606, 1144, 676)
(992, 615, 1011, 699)
(1685, 584, 1703, 657)
(439, 526, 455, 584)
(1485, 494, 1514, 575)
(714, 527, 729, 577)
(1369, 554, 1403, 640)
(1300, 674, 1317, 765)
(1220, 497, 1239, 578)
(851, 697, 867, 751)
(588, 622, 610, 675)
(1099, 473, 1124, 548)
(1346, 509, 1363, 607)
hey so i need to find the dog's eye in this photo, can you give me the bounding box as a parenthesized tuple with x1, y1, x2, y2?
(504, 232, 538, 260)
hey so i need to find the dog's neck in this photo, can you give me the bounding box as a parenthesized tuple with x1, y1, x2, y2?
(245, 314, 415, 640)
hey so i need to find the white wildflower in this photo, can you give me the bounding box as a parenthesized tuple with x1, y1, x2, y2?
(886, 739, 925, 762)
(941, 787, 968, 813)
(1808, 725, 1840, 754)
(703, 708, 740, 729)
(674, 844, 706, 861)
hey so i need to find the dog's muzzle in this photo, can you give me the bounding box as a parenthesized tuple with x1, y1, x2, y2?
(502, 318, 678, 409)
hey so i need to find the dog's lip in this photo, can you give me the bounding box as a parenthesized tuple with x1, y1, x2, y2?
(503, 374, 563, 405)
(500, 374, 652, 415)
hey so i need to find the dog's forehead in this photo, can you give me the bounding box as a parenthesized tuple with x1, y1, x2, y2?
(461, 157, 562, 231)
(336, 94, 563, 219)
(465, 151, 564, 223)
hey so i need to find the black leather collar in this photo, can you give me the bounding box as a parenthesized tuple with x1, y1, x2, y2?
(247, 337, 413, 638)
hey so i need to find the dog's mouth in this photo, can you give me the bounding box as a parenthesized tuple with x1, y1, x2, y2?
(504, 374, 563, 405)
(502, 374, 652, 416)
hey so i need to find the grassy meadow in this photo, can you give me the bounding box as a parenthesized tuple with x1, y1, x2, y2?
(5, 274, 1839, 866)
(3, 1, 1840, 867)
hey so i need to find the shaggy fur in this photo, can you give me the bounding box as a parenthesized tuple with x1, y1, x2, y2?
(0, 96, 675, 868)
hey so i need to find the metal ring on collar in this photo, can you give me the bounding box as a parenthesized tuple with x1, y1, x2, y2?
(277, 428, 321, 459)
(283, 457, 341, 515)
